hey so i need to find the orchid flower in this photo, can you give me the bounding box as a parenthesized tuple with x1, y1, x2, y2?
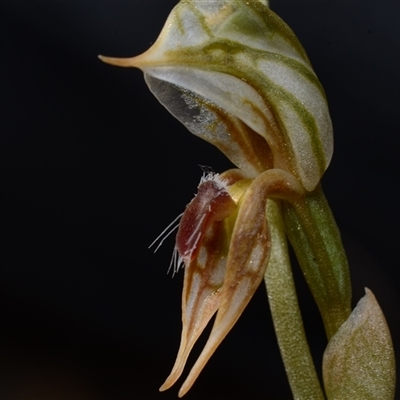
(100, 1, 396, 398)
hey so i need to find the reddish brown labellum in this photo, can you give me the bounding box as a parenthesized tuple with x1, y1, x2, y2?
(176, 179, 236, 263)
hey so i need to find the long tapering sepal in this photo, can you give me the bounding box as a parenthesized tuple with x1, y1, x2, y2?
(177, 169, 303, 397)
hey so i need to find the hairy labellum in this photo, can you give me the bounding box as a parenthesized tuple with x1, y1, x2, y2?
(176, 176, 237, 263)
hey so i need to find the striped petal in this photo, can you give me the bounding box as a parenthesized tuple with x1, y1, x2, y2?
(99, 0, 333, 191)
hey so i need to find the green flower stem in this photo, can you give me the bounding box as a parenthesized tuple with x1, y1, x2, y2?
(282, 185, 352, 340)
(265, 199, 325, 400)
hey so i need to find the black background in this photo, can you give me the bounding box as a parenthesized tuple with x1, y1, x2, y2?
(2, 2, 399, 399)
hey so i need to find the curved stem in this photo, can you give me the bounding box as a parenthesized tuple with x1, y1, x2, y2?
(282, 185, 352, 340)
(265, 199, 325, 400)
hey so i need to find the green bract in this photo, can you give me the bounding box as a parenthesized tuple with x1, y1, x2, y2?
(100, 0, 333, 191)
(323, 289, 396, 400)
